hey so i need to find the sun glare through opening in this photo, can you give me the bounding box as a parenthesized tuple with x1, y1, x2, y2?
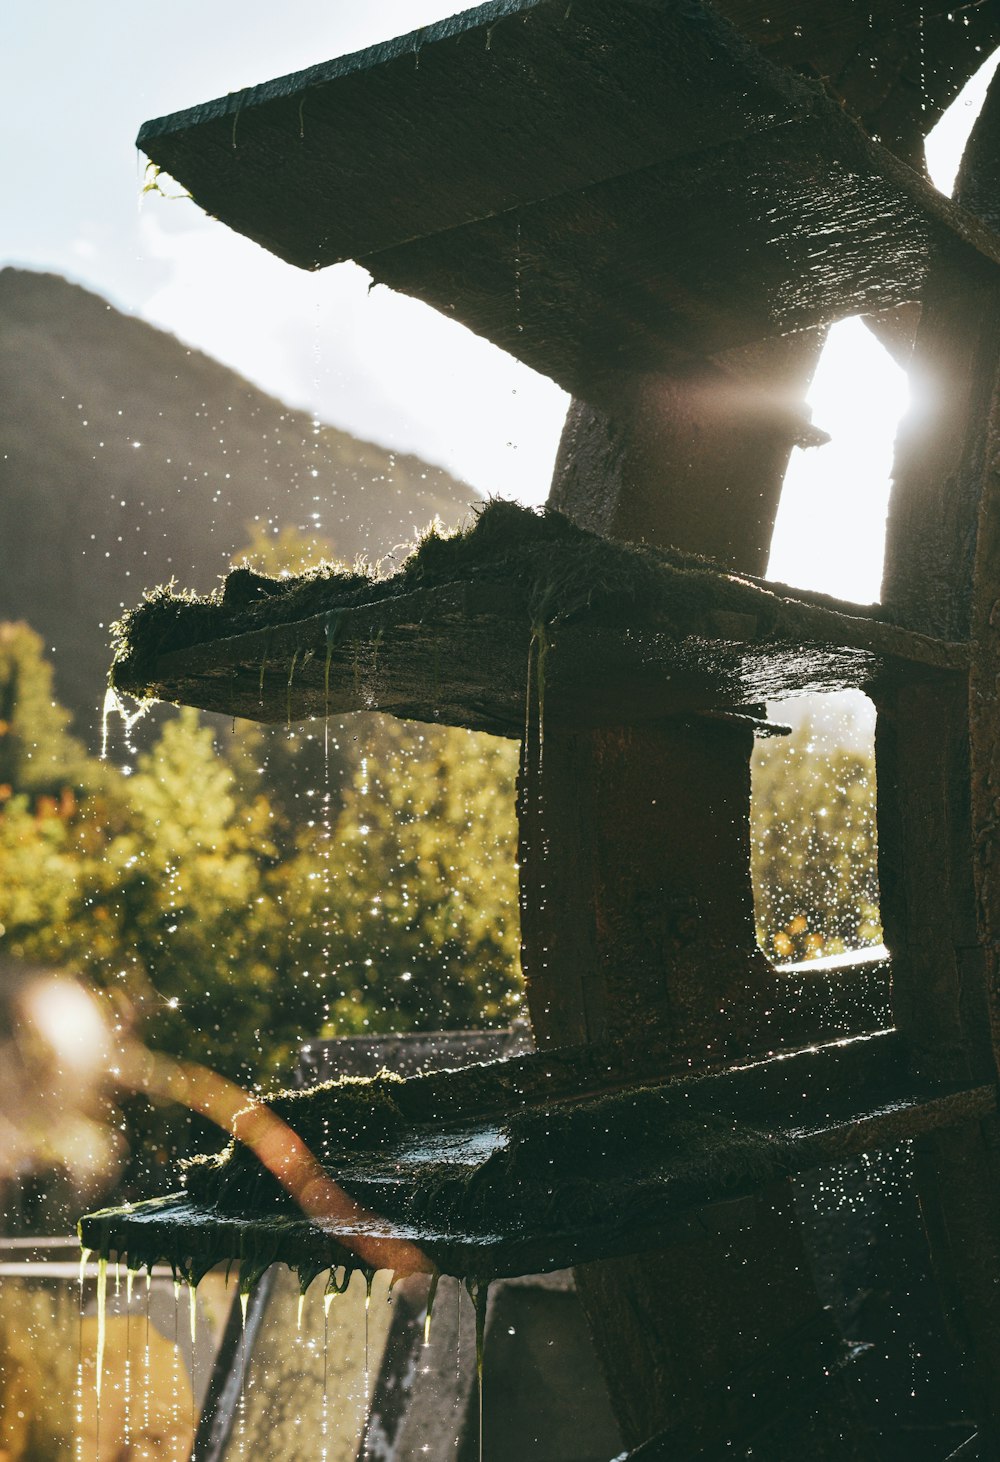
(752, 43, 1000, 966)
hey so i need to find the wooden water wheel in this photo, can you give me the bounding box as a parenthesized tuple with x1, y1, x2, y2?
(82, 2, 1000, 1455)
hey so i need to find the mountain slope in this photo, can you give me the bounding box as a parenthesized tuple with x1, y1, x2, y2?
(0, 268, 478, 733)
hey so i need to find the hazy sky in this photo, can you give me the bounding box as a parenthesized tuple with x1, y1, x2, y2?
(3, 4, 997, 598)
(2, 2, 569, 502)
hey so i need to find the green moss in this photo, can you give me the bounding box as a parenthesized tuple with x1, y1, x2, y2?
(79, 1062, 809, 1286)
(109, 499, 753, 696)
(183, 1072, 408, 1212)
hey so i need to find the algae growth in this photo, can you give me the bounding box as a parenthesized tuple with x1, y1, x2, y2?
(108, 499, 782, 699)
(80, 1059, 801, 1292)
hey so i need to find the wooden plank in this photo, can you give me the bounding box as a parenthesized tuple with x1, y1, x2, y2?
(361, 113, 1000, 404)
(135, 0, 1000, 404)
(715, 0, 1000, 171)
(78, 1034, 996, 1284)
(137, 0, 809, 265)
(109, 555, 968, 736)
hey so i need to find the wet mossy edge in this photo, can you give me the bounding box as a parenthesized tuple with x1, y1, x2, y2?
(108, 499, 824, 699)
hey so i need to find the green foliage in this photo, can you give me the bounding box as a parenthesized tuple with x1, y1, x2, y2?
(271, 717, 521, 1039)
(751, 709, 882, 963)
(235, 519, 339, 578)
(2, 619, 883, 1180)
(0, 624, 521, 1095)
(0, 623, 97, 797)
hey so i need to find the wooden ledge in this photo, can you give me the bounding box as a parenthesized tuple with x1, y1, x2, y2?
(79, 1031, 994, 1283)
(111, 546, 968, 736)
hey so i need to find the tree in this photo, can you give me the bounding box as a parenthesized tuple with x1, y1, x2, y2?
(268, 717, 523, 1039)
(0, 625, 523, 1086)
(751, 710, 882, 963)
(0, 622, 97, 799)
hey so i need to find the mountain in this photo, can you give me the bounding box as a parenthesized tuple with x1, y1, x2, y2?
(0, 269, 478, 738)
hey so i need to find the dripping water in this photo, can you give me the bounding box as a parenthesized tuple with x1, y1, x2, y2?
(124, 1268, 138, 1455)
(100, 686, 148, 762)
(172, 1278, 182, 1445)
(466, 1279, 490, 1462)
(78, 1247, 92, 1298)
(95, 1256, 108, 1458)
(321, 614, 340, 1029)
(364, 1270, 373, 1411)
(321, 1284, 334, 1462)
(188, 1279, 199, 1439)
(238, 1288, 250, 1458)
(259, 638, 270, 709)
(455, 1280, 463, 1434)
(514, 218, 524, 336)
(424, 1269, 440, 1346)
(75, 1249, 91, 1462)
(287, 649, 300, 727)
(144, 1272, 152, 1443)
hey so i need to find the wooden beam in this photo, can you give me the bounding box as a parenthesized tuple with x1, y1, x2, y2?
(135, 0, 1000, 405)
(715, 0, 1000, 171)
(878, 65, 1000, 1445)
(109, 531, 968, 735)
(79, 1033, 995, 1287)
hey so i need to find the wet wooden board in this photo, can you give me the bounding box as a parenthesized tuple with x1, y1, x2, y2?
(111, 576, 968, 737)
(135, 0, 1000, 404)
(79, 1032, 995, 1282)
(715, 0, 1000, 170)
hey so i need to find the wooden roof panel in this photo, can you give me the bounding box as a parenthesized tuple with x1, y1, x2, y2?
(137, 0, 806, 267)
(137, 0, 1000, 399)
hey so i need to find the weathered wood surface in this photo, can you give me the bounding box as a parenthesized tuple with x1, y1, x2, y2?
(548, 330, 829, 577)
(134, 0, 1000, 405)
(715, 0, 1000, 172)
(362, 113, 1000, 405)
(79, 1032, 995, 1285)
(519, 718, 775, 1059)
(534, 336, 894, 1449)
(138, 0, 810, 263)
(111, 573, 967, 736)
(574, 1186, 882, 1457)
(877, 68, 1000, 1447)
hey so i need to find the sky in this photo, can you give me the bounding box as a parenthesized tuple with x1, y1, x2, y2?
(2, 4, 998, 603)
(2, 2, 568, 504)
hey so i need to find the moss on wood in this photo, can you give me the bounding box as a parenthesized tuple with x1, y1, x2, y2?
(109, 501, 731, 691)
(78, 1035, 995, 1286)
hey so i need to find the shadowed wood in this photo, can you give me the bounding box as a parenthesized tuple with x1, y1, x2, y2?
(78, 1033, 994, 1285)
(110, 571, 967, 736)
(876, 67, 1000, 1446)
(715, 0, 1000, 171)
(135, 0, 1000, 407)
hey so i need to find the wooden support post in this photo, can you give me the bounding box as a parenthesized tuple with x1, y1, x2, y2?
(519, 717, 770, 1059)
(877, 68, 1000, 1448)
(549, 332, 826, 577)
(518, 333, 875, 1450)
